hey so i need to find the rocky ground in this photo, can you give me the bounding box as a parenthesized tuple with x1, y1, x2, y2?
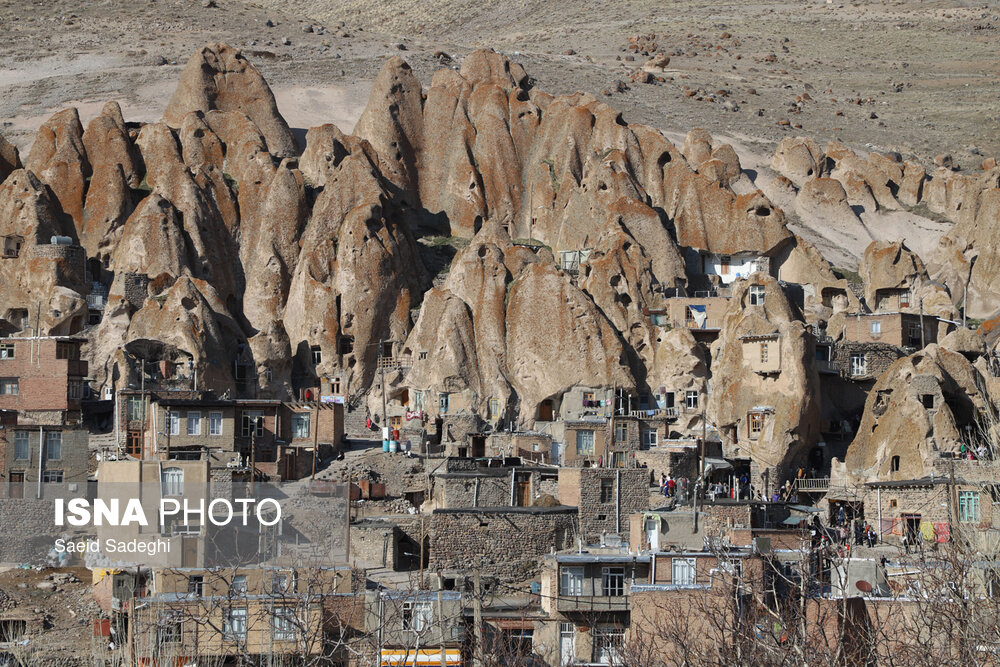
(1, 0, 997, 168)
(0, 566, 97, 658)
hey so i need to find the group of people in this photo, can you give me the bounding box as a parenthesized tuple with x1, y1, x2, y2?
(658, 473, 689, 502)
(959, 442, 991, 461)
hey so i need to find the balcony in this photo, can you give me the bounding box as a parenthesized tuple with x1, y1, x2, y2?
(86, 293, 107, 310)
(816, 360, 838, 375)
(795, 478, 829, 493)
(675, 318, 722, 331)
(377, 356, 413, 371)
(557, 595, 629, 613)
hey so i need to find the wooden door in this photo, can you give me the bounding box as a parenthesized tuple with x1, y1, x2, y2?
(516, 480, 531, 507)
(8, 472, 22, 499)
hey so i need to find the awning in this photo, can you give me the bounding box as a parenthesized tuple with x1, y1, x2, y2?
(381, 649, 462, 666)
(782, 516, 810, 525)
(787, 504, 823, 514)
(704, 457, 732, 472)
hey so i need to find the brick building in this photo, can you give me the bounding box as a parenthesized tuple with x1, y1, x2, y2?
(0, 336, 88, 425)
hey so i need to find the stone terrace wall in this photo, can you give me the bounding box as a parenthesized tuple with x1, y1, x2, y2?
(429, 507, 577, 581)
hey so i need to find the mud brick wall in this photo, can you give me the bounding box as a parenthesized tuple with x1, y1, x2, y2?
(428, 508, 577, 581)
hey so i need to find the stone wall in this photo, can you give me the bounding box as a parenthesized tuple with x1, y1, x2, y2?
(831, 341, 905, 381)
(565, 468, 649, 543)
(123, 272, 149, 308)
(428, 508, 577, 581)
(350, 520, 399, 568)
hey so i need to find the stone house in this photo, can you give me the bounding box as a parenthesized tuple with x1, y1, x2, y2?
(558, 467, 649, 543)
(428, 506, 577, 581)
(1, 423, 89, 487)
(367, 589, 464, 667)
(0, 335, 88, 425)
(426, 457, 559, 510)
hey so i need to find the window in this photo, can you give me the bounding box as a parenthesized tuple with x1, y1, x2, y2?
(600, 478, 614, 503)
(401, 601, 433, 632)
(602, 567, 625, 596)
(890, 455, 900, 472)
(241, 410, 264, 437)
(164, 410, 179, 435)
(291, 413, 311, 439)
(583, 391, 595, 406)
(271, 573, 292, 595)
(0, 344, 13, 359)
(272, 607, 297, 641)
(749, 284, 765, 305)
(67, 381, 81, 400)
(231, 575, 248, 596)
(42, 470, 62, 483)
(748, 412, 763, 437)
(560, 566, 585, 595)
(332, 377, 341, 394)
(185, 412, 201, 436)
(310, 345, 322, 365)
(576, 430, 595, 456)
(127, 396, 144, 421)
(2, 235, 22, 258)
(158, 618, 182, 644)
(900, 290, 911, 308)
(488, 397, 500, 419)
(162, 467, 183, 496)
(55, 343, 78, 360)
(0, 379, 17, 396)
(13, 431, 28, 460)
(850, 353, 867, 376)
(908, 324, 922, 345)
(413, 391, 424, 412)
(959, 491, 981, 523)
(223, 608, 247, 641)
(921, 394, 934, 409)
(870, 320, 881, 335)
(685, 391, 699, 410)
(209, 411, 223, 436)
(672, 557, 697, 586)
(389, 416, 402, 430)
(594, 624, 624, 665)
(439, 393, 449, 414)
(126, 430, 141, 456)
(45, 431, 61, 460)
(642, 429, 658, 448)
(760, 342, 769, 364)
(615, 422, 628, 443)
(419, 351, 428, 360)
(719, 255, 731, 275)
(187, 575, 203, 596)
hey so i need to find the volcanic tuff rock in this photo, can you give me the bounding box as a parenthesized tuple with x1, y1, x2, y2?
(163, 43, 299, 157)
(24, 108, 90, 228)
(0, 134, 21, 182)
(842, 344, 997, 483)
(708, 275, 821, 484)
(858, 240, 957, 317)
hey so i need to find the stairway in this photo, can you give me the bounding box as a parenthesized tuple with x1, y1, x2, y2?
(343, 405, 374, 441)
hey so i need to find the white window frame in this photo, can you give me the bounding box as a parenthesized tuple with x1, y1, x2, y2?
(186, 411, 201, 436)
(748, 284, 765, 306)
(224, 607, 248, 641)
(162, 467, 184, 496)
(209, 411, 223, 436)
(242, 410, 264, 437)
(576, 430, 595, 456)
(850, 353, 867, 376)
(870, 320, 881, 335)
(642, 429, 658, 448)
(593, 624, 624, 665)
(401, 600, 433, 632)
(560, 566, 585, 596)
(672, 557, 697, 586)
(165, 410, 180, 436)
(685, 390, 699, 410)
(0, 378, 18, 395)
(272, 607, 297, 641)
(291, 413, 311, 439)
(0, 343, 14, 359)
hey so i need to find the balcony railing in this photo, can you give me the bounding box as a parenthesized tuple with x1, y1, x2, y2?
(795, 478, 830, 492)
(556, 595, 629, 613)
(377, 356, 413, 371)
(87, 293, 107, 310)
(676, 318, 723, 330)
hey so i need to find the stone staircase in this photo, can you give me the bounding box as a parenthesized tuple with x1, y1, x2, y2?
(343, 405, 374, 441)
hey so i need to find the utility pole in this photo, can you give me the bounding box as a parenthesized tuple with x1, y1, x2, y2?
(436, 573, 448, 667)
(140, 359, 146, 460)
(919, 298, 926, 349)
(311, 396, 319, 480)
(472, 571, 484, 667)
(380, 338, 388, 428)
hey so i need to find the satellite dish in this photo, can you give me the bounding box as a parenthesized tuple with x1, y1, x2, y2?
(856, 580, 873, 593)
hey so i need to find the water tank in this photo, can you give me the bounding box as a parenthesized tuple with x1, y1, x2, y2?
(50, 236, 72, 245)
